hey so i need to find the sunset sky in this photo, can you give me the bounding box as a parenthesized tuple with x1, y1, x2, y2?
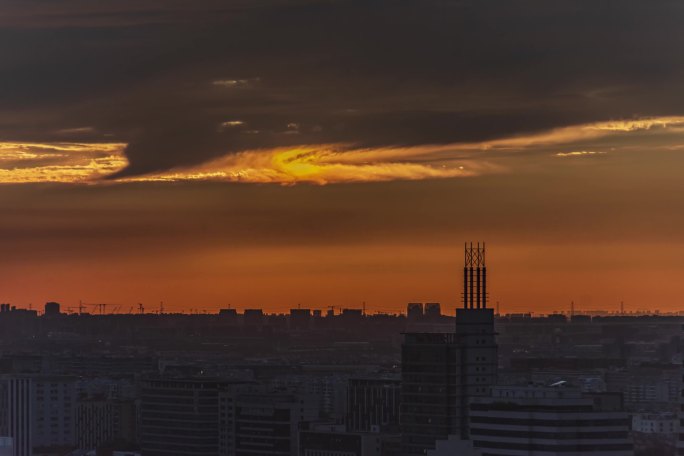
(2, 1, 684, 314)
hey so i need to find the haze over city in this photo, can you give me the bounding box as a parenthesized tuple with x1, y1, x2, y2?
(2, 1, 684, 313)
(4, 3, 684, 456)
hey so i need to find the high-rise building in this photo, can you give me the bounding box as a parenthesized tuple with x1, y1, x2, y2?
(76, 398, 115, 450)
(233, 391, 318, 456)
(140, 378, 227, 456)
(469, 385, 633, 455)
(347, 376, 401, 433)
(400, 243, 497, 456)
(0, 375, 77, 456)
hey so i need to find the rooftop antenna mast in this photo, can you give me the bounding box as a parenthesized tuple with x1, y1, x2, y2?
(463, 242, 486, 309)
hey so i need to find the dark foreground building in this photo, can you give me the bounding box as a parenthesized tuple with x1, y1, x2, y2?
(401, 243, 498, 456)
(470, 385, 633, 455)
(140, 378, 227, 456)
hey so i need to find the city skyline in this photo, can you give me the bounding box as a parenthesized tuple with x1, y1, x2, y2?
(2, 1, 684, 313)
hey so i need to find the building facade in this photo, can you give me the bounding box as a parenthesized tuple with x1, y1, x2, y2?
(0, 375, 77, 456)
(233, 392, 317, 456)
(347, 376, 400, 433)
(401, 243, 497, 456)
(140, 378, 226, 456)
(469, 385, 633, 456)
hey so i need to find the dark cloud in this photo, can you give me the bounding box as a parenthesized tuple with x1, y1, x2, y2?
(1, 0, 684, 176)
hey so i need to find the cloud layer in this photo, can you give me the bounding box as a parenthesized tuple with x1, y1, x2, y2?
(2, 1, 684, 179)
(1, 116, 682, 184)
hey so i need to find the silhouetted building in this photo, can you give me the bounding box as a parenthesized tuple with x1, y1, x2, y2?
(406, 304, 423, 321)
(219, 308, 238, 318)
(290, 309, 311, 330)
(244, 309, 264, 327)
(469, 385, 633, 455)
(0, 375, 77, 456)
(43, 302, 61, 317)
(76, 398, 115, 450)
(140, 378, 227, 456)
(347, 376, 401, 433)
(233, 391, 317, 456)
(401, 243, 497, 456)
(424, 303, 441, 319)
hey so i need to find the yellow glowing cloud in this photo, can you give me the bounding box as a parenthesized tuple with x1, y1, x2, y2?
(584, 117, 684, 131)
(464, 116, 684, 150)
(125, 146, 487, 185)
(1, 115, 682, 185)
(119, 115, 684, 185)
(0, 142, 127, 183)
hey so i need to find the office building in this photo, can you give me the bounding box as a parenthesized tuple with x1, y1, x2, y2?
(234, 391, 317, 456)
(469, 385, 633, 455)
(0, 375, 77, 456)
(76, 398, 115, 450)
(401, 243, 497, 456)
(347, 376, 401, 433)
(140, 378, 227, 456)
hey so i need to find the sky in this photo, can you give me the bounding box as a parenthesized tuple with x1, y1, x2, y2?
(2, 0, 684, 314)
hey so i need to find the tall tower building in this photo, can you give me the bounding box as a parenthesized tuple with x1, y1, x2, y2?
(400, 242, 497, 456)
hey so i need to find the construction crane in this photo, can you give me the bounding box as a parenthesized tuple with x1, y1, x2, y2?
(86, 303, 116, 315)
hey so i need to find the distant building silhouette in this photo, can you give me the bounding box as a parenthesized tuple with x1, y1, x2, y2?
(406, 304, 423, 321)
(43, 302, 61, 317)
(424, 303, 441, 319)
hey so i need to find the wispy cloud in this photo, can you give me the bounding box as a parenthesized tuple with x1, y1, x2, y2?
(123, 146, 491, 185)
(219, 120, 245, 130)
(0, 116, 682, 185)
(555, 151, 607, 158)
(0, 142, 126, 183)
